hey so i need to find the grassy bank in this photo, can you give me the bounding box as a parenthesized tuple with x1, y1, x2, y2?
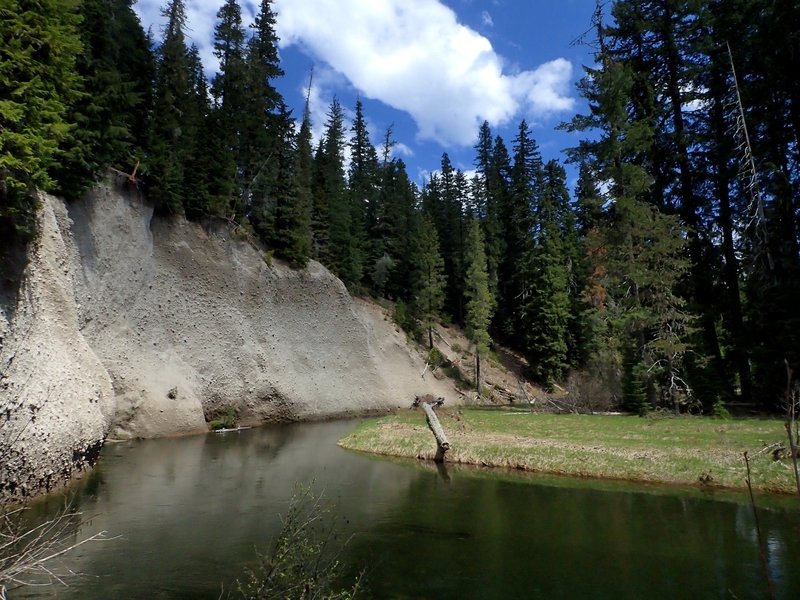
(338, 409, 798, 494)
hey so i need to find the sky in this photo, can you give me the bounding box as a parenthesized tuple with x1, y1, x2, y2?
(134, 0, 601, 185)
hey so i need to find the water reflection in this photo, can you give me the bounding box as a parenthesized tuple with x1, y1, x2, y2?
(15, 420, 800, 599)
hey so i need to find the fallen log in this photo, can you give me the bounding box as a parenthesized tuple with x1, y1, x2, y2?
(412, 394, 445, 409)
(413, 394, 450, 463)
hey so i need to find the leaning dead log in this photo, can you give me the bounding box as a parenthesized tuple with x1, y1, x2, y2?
(413, 394, 450, 463)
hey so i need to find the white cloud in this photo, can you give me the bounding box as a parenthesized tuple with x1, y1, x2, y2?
(273, 0, 575, 146)
(511, 58, 575, 116)
(135, 0, 576, 148)
(481, 10, 494, 27)
(392, 142, 415, 159)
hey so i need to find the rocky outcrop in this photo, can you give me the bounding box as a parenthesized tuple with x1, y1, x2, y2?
(0, 179, 455, 501)
(0, 196, 115, 500)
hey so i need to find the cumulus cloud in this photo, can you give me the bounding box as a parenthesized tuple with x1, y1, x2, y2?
(511, 58, 575, 115)
(274, 0, 575, 146)
(135, 0, 576, 148)
(392, 142, 415, 159)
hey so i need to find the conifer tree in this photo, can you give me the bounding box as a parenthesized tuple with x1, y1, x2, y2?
(411, 215, 447, 349)
(694, 1, 752, 403)
(472, 122, 502, 298)
(707, 0, 800, 407)
(269, 102, 311, 267)
(466, 173, 486, 220)
(311, 139, 329, 259)
(423, 153, 465, 323)
(487, 134, 511, 327)
(608, 0, 729, 405)
(565, 38, 695, 411)
(147, 0, 192, 212)
(0, 0, 83, 240)
(241, 0, 285, 229)
(464, 218, 495, 391)
(379, 158, 418, 301)
(181, 45, 214, 218)
(275, 94, 314, 268)
(209, 0, 247, 217)
(569, 161, 604, 366)
(348, 99, 377, 287)
(54, 0, 154, 199)
(574, 161, 604, 236)
(500, 121, 540, 349)
(313, 98, 362, 285)
(524, 160, 572, 384)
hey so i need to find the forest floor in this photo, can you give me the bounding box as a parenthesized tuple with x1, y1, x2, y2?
(338, 408, 798, 494)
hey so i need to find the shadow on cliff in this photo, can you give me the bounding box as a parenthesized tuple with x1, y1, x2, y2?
(0, 231, 29, 328)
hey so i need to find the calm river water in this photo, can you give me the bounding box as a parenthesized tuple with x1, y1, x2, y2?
(16, 419, 800, 599)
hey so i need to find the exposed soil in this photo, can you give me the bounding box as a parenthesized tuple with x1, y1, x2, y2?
(428, 321, 545, 405)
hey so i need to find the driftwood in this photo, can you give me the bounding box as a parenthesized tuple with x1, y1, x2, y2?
(109, 159, 140, 185)
(413, 394, 450, 463)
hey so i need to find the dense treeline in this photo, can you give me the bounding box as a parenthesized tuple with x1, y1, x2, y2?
(1, 0, 797, 411)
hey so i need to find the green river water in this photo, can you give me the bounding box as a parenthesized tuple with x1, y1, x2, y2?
(15, 419, 800, 599)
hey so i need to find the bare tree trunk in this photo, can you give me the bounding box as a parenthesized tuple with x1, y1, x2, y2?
(420, 402, 450, 463)
(475, 352, 481, 393)
(784, 360, 800, 496)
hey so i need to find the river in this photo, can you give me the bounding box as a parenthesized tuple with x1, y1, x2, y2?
(15, 420, 800, 599)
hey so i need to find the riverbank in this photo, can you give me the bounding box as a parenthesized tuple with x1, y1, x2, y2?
(338, 409, 798, 494)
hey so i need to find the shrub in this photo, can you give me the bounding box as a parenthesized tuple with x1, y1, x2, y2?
(392, 300, 419, 338)
(233, 486, 363, 599)
(1, 501, 110, 593)
(208, 406, 237, 431)
(427, 346, 446, 369)
(710, 401, 731, 419)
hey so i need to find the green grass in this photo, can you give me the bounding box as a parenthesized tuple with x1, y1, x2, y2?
(338, 409, 797, 494)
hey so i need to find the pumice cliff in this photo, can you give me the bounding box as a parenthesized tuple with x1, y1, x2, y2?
(0, 178, 454, 501)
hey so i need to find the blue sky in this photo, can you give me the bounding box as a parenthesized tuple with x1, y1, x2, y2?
(135, 0, 600, 184)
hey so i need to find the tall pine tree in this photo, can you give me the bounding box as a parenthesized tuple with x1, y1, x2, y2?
(347, 98, 377, 289)
(241, 0, 286, 233)
(209, 0, 247, 217)
(500, 121, 541, 350)
(464, 217, 495, 391)
(411, 215, 447, 349)
(147, 0, 192, 212)
(524, 160, 573, 385)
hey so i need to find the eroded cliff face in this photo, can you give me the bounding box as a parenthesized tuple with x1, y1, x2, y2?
(0, 179, 455, 501)
(0, 196, 115, 500)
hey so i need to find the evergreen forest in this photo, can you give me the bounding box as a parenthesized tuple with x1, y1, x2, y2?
(2, 0, 798, 413)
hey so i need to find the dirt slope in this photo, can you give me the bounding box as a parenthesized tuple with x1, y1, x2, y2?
(0, 178, 455, 500)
